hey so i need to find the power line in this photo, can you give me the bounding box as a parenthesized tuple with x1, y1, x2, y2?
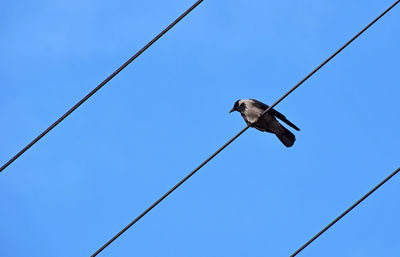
(290, 167, 400, 257)
(260, 0, 400, 119)
(90, 1, 400, 256)
(0, 0, 204, 174)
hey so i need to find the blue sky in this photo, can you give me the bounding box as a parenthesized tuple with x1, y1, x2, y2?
(1, 0, 399, 256)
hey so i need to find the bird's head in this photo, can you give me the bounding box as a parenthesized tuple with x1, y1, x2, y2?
(230, 100, 244, 113)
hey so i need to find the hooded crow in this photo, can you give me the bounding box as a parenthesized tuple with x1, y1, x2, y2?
(230, 99, 300, 147)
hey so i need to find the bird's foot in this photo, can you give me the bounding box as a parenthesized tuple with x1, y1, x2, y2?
(247, 121, 256, 127)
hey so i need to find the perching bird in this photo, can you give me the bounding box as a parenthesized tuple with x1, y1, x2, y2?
(230, 99, 300, 147)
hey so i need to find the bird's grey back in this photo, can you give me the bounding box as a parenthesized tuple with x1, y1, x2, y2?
(239, 99, 263, 123)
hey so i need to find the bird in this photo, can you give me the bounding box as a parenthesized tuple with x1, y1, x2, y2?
(230, 99, 300, 147)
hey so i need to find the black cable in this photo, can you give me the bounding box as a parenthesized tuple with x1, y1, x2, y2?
(290, 167, 400, 257)
(90, 1, 400, 256)
(259, 0, 400, 119)
(90, 128, 247, 257)
(0, 0, 204, 174)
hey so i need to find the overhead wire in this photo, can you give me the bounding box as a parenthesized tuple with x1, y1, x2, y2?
(90, 0, 400, 256)
(0, 0, 204, 174)
(290, 167, 400, 257)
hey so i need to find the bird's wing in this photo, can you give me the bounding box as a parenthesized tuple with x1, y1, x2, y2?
(250, 99, 300, 131)
(271, 109, 300, 131)
(250, 99, 270, 110)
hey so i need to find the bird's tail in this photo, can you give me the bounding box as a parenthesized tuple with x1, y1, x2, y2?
(275, 124, 296, 147)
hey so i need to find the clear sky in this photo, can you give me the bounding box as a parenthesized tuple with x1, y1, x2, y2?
(1, 0, 399, 256)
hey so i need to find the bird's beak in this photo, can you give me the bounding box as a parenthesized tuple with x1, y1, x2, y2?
(229, 107, 235, 113)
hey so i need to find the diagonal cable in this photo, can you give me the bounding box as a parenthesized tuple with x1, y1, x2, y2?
(91, 1, 400, 256)
(0, 0, 204, 174)
(290, 167, 400, 257)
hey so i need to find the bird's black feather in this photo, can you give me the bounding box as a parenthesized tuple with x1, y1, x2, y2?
(250, 99, 300, 131)
(230, 98, 300, 147)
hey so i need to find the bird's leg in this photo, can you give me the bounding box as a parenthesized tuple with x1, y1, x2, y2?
(247, 121, 256, 127)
